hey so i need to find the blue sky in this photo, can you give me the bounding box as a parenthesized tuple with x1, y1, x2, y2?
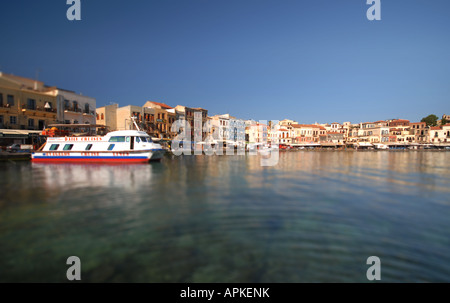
(1, 0, 449, 123)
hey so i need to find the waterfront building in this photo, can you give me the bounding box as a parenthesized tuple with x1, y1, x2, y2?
(116, 105, 148, 131)
(143, 101, 176, 139)
(246, 121, 268, 144)
(0, 72, 58, 130)
(208, 114, 244, 147)
(174, 105, 208, 141)
(321, 131, 345, 144)
(387, 119, 412, 143)
(429, 124, 450, 144)
(96, 104, 118, 133)
(410, 122, 428, 143)
(291, 124, 324, 144)
(55, 88, 96, 126)
(209, 114, 233, 143)
(278, 128, 292, 145)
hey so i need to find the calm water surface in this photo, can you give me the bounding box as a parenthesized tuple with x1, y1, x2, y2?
(0, 151, 449, 282)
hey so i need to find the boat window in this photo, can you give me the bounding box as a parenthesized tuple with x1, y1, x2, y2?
(108, 144, 115, 151)
(85, 144, 93, 151)
(109, 136, 126, 142)
(63, 144, 74, 151)
(136, 137, 141, 143)
(140, 137, 149, 142)
(126, 137, 130, 142)
(49, 144, 59, 151)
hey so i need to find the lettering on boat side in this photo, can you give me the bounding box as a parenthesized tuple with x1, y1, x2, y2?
(81, 152, 100, 156)
(180, 287, 270, 300)
(367, 256, 381, 281)
(46, 152, 71, 156)
(66, 256, 81, 281)
(112, 152, 129, 156)
(64, 137, 103, 142)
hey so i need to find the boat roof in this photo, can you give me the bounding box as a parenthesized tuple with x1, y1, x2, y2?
(105, 130, 150, 137)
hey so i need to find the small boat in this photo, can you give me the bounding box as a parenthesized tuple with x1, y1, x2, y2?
(32, 120, 165, 163)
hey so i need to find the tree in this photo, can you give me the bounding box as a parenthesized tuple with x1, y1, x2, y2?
(421, 114, 439, 127)
(441, 117, 449, 125)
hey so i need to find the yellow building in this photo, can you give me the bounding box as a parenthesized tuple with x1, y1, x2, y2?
(0, 72, 57, 130)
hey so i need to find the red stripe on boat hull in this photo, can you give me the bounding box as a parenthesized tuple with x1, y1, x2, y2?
(31, 158, 159, 163)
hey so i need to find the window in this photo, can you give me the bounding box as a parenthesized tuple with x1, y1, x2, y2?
(10, 116, 17, 124)
(50, 144, 60, 151)
(85, 144, 93, 151)
(435, 132, 438, 138)
(64, 99, 70, 110)
(109, 136, 126, 142)
(73, 101, 78, 111)
(85, 103, 90, 113)
(27, 98, 36, 110)
(101, 113, 104, 120)
(28, 119, 34, 127)
(7, 95, 14, 106)
(0, 115, 3, 125)
(140, 137, 149, 142)
(0, 93, 3, 106)
(107, 144, 115, 151)
(63, 144, 74, 151)
(136, 137, 141, 143)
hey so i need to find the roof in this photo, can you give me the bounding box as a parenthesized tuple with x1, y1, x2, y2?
(291, 124, 320, 128)
(430, 126, 442, 130)
(0, 72, 44, 86)
(191, 107, 207, 111)
(390, 119, 410, 123)
(144, 101, 173, 109)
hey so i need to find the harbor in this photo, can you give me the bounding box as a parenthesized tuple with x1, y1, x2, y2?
(1, 151, 449, 282)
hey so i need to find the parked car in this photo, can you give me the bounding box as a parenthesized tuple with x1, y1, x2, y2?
(6, 144, 21, 153)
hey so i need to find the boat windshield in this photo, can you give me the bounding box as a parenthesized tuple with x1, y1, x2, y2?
(141, 137, 151, 143)
(109, 136, 126, 142)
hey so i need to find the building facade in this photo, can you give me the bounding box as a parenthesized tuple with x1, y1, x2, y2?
(0, 72, 58, 130)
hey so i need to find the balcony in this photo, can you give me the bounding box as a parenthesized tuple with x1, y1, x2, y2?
(64, 107, 82, 113)
(21, 105, 57, 117)
(82, 110, 96, 116)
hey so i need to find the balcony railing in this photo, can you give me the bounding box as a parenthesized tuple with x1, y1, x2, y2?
(64, 107, 82, 113)
(21, 105, 57, 114)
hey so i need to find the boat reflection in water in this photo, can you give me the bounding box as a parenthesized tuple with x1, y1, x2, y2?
(31, 162, 158, 191)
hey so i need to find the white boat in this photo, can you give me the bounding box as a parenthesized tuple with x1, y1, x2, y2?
(373, 143, 389, 150)
(32, 129, 165, 163)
